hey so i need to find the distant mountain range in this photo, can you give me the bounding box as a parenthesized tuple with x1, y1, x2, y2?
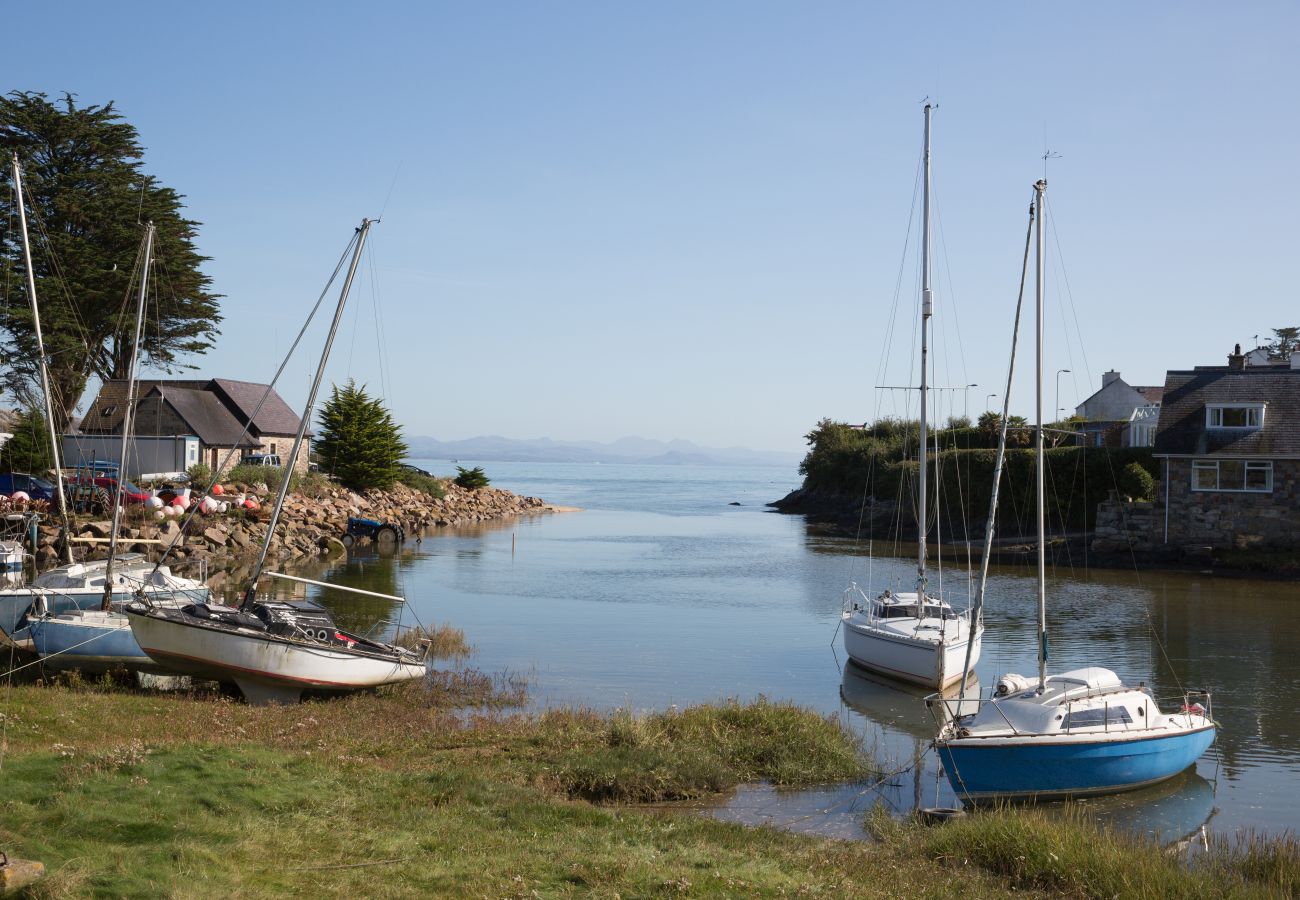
(404, 435, 800, 468)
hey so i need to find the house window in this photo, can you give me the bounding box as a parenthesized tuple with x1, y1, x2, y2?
(1191, 459, 1273, 492)
(1206, 403, 1265, 429)
(1130, 424, 1156, 447)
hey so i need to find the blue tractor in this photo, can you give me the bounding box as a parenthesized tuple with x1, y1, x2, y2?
(342, 516, 405, 546)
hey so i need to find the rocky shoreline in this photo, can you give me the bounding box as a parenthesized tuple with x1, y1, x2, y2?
(29, 481, 553, 569)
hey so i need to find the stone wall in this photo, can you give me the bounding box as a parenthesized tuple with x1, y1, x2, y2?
(1090, 495, 1158, 554)
(1158, 458, 1300, 550)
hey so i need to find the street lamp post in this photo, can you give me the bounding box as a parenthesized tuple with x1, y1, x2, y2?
(985, 393, 997, 413)
(964, 384, 977, 420)
(1055, 369, 1071, 423)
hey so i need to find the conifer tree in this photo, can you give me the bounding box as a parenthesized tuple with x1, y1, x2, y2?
(314, 380, 406, 491)
(0, 408, 53, 473)
(0, 91, 221, 426)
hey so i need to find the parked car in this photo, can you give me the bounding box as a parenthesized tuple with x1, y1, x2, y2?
(0, 472, 58, 500)
(243, 454, 282, 467)
(398, 463, 432, 477)
(63, 474, 151, 513)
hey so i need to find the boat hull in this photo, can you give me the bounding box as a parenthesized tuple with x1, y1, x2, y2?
(843, 616, 982, 689)
(29, 612, 168, 674)
(126, 607, 426, 704)
(937, 725, 1217, 801)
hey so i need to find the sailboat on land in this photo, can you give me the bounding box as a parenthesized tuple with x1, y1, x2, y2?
(930, 179, 1217, 801)
(125, 219, 429, 704)
(840, 104, 983, 689)
(3, 153, 207, 662)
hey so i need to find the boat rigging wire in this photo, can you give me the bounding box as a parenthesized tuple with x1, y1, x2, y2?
(142, 231, 361, 586)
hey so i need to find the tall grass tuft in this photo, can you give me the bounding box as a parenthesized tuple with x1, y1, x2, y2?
(394, 622, 472, 659)
(550, 698, 869, 803)
(876, 803, 1300, 899)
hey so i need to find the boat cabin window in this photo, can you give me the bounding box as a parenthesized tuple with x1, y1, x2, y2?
(873, 603, 956, 621)
(1062, 706, 1133, 729)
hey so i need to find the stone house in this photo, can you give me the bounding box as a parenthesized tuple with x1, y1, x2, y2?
(1074, 370, 1164, 447)
(78, 378, 310, 475)
(1151, 345, 1300, 550)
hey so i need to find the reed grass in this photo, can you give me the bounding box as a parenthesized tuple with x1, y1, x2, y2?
(392, 622, 472, 659)
(871, 803, 1299, 899)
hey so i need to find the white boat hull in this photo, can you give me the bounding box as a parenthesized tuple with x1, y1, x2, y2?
(842, 612, 982, 689)
(126, 607, 426, 705)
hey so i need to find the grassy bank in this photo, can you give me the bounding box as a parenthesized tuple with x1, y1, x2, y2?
(0, 673, 1294, 897)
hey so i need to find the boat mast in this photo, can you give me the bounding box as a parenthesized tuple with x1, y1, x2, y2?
(241, 218, 374, 611)
(11, 153, 73, 564)
(1034, 179, 1048, 690)
(102, 223, 155, 611)
(917, 103, 934, 598)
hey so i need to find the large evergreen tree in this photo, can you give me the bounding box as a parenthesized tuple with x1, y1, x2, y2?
(0, 408, 53, 473)
(314, 380, 406, 491)
(0, 91, 221, 427)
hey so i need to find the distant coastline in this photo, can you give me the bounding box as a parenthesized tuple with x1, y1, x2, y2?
(405, 434, 799, 468)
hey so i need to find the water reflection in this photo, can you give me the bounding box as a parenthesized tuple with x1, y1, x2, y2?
(208, 465, 1297, 840)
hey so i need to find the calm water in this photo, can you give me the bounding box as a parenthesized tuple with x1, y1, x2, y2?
(288, 459, 1298, 843)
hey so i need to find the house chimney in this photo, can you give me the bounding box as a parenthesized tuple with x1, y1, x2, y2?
(1102, 370, 1121, 387)
(1228, 344, 1246, 370)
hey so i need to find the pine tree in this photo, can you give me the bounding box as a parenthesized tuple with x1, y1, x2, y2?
(314, 380, 406, 491)
(1267, 326, 1299, 359)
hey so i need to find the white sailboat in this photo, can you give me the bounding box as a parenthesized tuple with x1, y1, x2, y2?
(125, 219, 428, 704)
(931, 179, 1216, 801)
(840, 104, 983, 689)
(4, 153, 207, 660)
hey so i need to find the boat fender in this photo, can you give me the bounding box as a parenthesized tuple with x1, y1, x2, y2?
(995, 673, 1032, 697)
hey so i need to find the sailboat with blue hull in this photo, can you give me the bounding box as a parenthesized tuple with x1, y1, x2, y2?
(930, 180, 1216, 802)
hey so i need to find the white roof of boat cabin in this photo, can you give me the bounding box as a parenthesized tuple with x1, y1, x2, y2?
(1045, 667, 1123, 693)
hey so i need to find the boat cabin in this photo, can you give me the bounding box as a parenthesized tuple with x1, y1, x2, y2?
(955, 667, 1168, 738)
(865, 590, 957, 622)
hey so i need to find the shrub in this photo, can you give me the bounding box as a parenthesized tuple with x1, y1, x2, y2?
(225, 464, 285, 492)
(1119, 461, 1156, 501)
(186, 462, 212, 486)
(397, 469, 446, 498)
(454, 466, 490, 490)
(0, 408, 53, 473)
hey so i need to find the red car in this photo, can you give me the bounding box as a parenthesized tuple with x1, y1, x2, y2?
(64, 475, 151, 512)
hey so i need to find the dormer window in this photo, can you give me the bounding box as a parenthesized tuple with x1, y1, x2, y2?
(1206, 403, 1264, 429)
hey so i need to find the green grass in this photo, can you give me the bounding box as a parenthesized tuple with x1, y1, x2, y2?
(870, 804, 1299, 899)
(0, 678, 1294, 897)
(395, 470, 446, 498)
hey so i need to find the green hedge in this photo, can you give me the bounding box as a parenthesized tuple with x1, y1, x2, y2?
(799, 418, 1157, 534)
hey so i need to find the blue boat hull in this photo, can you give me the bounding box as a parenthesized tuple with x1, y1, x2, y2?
(29, 616, 165, 674)
(0, 590, 135, 644)
(938, 726, 1217, 801)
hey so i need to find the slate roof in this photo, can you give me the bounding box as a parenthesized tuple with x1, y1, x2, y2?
(81, 379, 208, 434)
(80, 378, 306, 440)
(1152, 366, 1300, 457)
(209, 379, 304, 437)
(150, 387, 258, 448)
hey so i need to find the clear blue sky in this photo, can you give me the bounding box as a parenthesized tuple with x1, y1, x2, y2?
(7, 2, 1298, 453)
